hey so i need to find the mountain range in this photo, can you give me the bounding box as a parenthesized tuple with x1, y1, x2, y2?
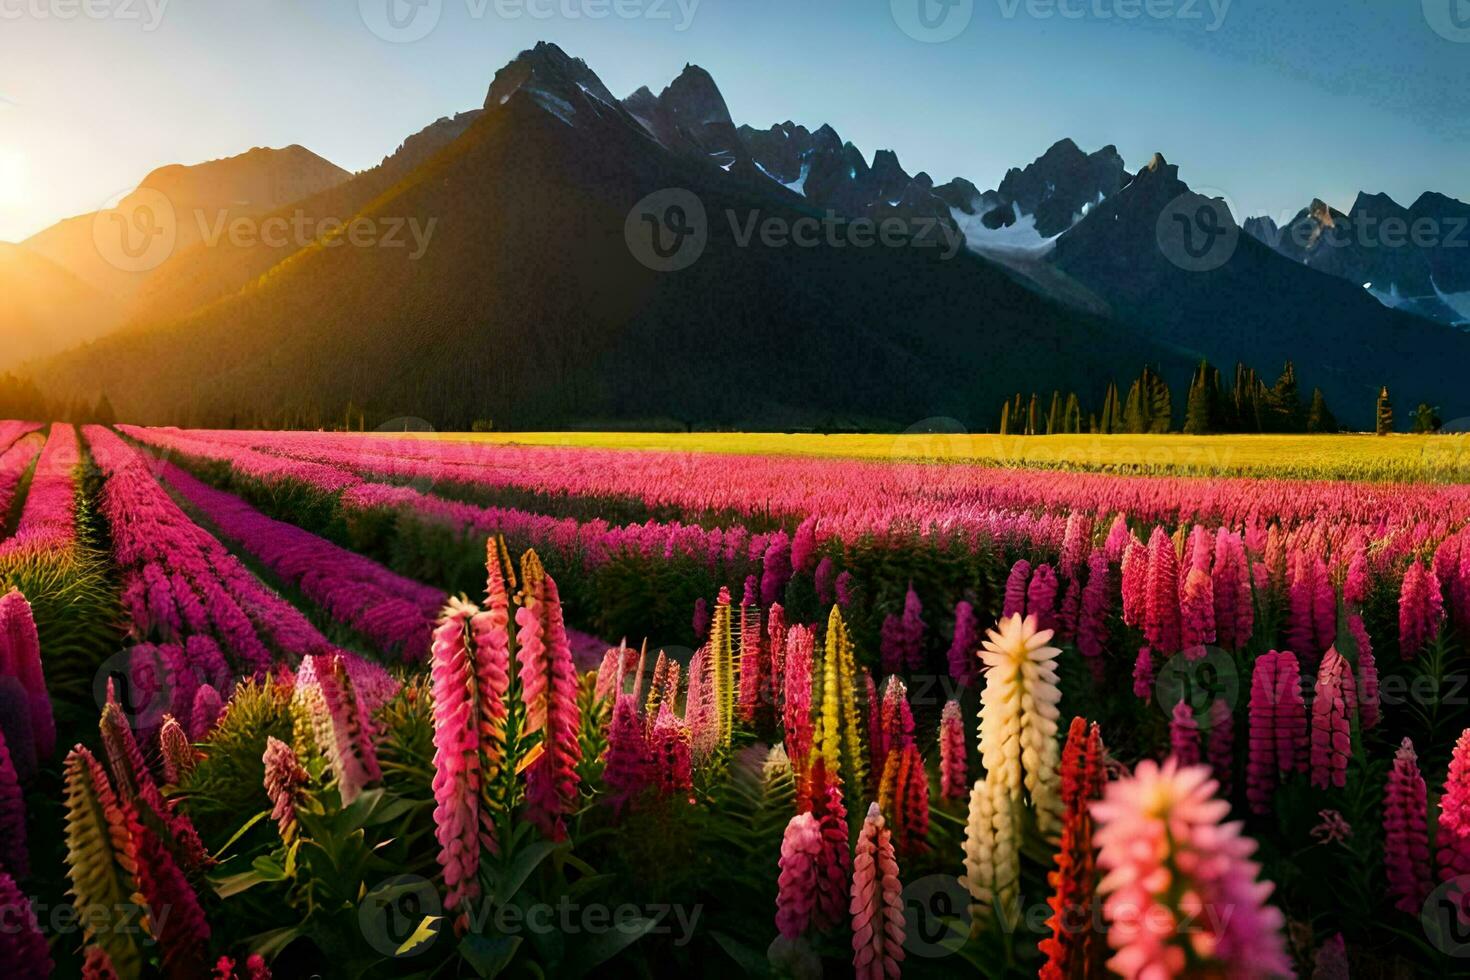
(12, 41, 1470, 430)
(1244, 194, 1470, 328)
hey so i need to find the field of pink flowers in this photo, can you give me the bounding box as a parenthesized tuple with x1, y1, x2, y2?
(0, 422, 1468, 977)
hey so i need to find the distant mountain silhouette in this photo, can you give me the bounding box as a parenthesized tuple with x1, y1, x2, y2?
(27, 43, 1470, 429)
(35, 43, 1188, 431)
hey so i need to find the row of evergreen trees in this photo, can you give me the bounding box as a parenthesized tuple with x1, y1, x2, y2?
(0, 374, 116, 426)
(998, 361, 1340, 435)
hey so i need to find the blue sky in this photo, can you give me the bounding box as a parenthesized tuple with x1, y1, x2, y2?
(2, 0, 1467, 241)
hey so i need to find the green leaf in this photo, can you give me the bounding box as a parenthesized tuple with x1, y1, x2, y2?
(395, 916, 443, 957)
(243, 925, 305, 958)
(459, 934, 522, 978)
(209, 869, 270, 899)
(250, 854, 288, 882)
(711, 931, 771, 977)
(559, 916, 657, 977)
(491, 840, 562, 905)
(210, 810, 271, 860)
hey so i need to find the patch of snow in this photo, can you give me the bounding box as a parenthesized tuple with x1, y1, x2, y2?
(951, 202, 1061, 257)
(577, 82, 615, 108)
(785, 157, 811, 197)
(1365, 281, 1407, 309)
(755, 159, 808, 196)
(528, 87, 576, 126)
(1432, 278, 1470, 322)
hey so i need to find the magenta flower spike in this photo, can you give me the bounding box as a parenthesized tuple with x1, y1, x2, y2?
(1310, 647, 1356, 790)
(774, 812, 824, 940)
(1143, 527, 1181, 653)
(0, 589, 55, 761)
(1385, 738, 1432, 914)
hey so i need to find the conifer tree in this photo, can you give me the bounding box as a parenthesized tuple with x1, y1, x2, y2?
(1306, 388, 1337, 434)
(1376, 386, 1393, 435)
(1046, 391, 1063, 435)
(1122, 379, 1145, 433)
(1098, 383, 1116, 435)
(999, 399, 1011, 435)
(1184, 362, 1212, 435)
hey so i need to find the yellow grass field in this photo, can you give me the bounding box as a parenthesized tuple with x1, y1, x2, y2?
(386, 430, 1470, 483)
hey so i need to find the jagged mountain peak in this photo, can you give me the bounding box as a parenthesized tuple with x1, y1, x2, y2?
(620, 60, 740, 164)
(1139, 152, 1173, 177)
(484, 41, 618, 112)
(1348, 190, 1408, 219)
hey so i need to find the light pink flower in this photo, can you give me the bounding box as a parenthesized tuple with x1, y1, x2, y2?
(1092, 759, 1290, 979)
(850, 803, 905, 980)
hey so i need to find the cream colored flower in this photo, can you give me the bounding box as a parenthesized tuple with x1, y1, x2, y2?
(978, 613, 1063, 835)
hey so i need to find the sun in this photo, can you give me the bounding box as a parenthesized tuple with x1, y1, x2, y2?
(0, 150, 28, 208)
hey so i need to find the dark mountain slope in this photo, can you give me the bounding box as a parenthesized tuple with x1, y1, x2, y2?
(1051, 155, 1470, 425)
(38, 46, 1188, 430)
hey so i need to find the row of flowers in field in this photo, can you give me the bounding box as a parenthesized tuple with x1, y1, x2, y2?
(156, 461, 443, 662)
(162, 426, 1470, 553)
(0, 431, 42, 538)
(81, 426, 441, 742)
(0, 424, 80, 561)
(124, 427, 1470, 637)
(3, 484, 1466, 977)
(0, 420, 41, 459)
(19, 540, 1326, 977)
